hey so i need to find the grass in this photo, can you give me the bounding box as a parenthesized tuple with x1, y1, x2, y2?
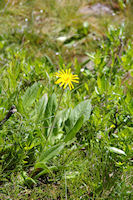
(0, 0, 133, 199)
(0, 0, 128, 63)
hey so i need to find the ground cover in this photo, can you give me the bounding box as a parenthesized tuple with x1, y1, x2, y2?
(0, 0, 133, 199)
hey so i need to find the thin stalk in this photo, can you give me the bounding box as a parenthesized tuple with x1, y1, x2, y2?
(65, 171, 67, 200)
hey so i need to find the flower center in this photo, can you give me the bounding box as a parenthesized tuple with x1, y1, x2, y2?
(64, 76, 70, 82)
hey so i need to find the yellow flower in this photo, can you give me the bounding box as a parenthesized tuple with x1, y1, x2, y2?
(55, 69, 79, 90)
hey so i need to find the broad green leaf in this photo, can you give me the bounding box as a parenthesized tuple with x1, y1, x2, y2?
(51, 108, 71, 139)
(38, 143, 65, 162)
(65, 100, 91, 132)
(43, 93, 57, 137)
(64, 116, 84, 143)
(22, 82, 40, 109)
(71, 99, 91, 123)
(56, 108, 71, 127)
(108, 147, 126, 156)
(45, 93, 57, 118)
(36, 94, 48, 121)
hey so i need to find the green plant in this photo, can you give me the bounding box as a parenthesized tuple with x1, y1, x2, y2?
(0, 1, 133, 198)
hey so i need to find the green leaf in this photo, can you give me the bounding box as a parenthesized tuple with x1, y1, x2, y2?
(33, 164, 57, 179)
(34, 162, 49, 170)
(45, 93, 57, 118)
(38, 143, 65, 162)
(36, 94, 48, 121)
(22, 171, 36, 186)
(52, 108, 71, 138)
(65, 100, 91, 132)
(72, 99, 91, 123)
(24, 177, 36, 186)
(97, 75, 102, 90)
(64, 116, 84, 143)
(56, 108, 71, 127)
(34, 169, 49, 179)
(108, 147, 126, 156)
(22, 82, 40, 109)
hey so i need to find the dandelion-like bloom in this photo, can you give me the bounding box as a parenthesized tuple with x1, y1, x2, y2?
(55, 69, 79, 90)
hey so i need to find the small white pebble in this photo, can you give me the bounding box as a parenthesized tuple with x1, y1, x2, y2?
(40, 9, 43, 13)
(80, 68, 84, 72)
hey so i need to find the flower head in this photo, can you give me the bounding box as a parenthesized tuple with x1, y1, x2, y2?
(55, 68, 79, 90)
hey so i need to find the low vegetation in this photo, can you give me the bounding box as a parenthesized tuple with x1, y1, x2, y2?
(0, 0, 133, 199)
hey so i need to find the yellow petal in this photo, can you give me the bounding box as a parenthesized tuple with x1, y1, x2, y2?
(55, 68, 79, 90)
